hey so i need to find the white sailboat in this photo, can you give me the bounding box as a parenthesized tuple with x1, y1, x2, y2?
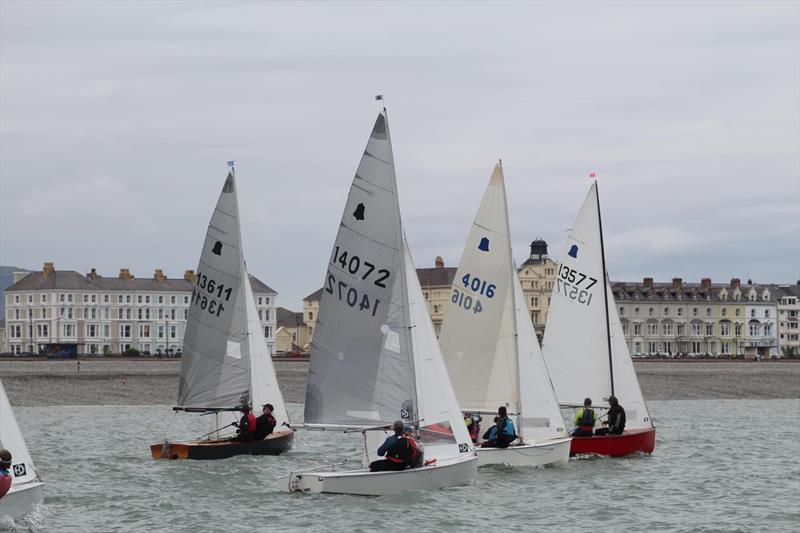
(287, 109, 478, 495)
(542, 181, 655, 456)
(150, 165, 293, 460)
(0, 378, 44, 519)
(439, 162, 571, 467)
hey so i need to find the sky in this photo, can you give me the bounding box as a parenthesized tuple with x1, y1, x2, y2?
(1, 1, 798, 309)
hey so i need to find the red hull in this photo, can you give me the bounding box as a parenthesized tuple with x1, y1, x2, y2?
(569, 427, 655, 457)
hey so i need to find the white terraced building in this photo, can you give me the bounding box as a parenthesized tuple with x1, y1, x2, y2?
(3, 262, 277, 356)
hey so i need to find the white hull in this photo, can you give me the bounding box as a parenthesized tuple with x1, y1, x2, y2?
(476, 437, 571, 467)
(0, 481, 44, 520)
(287, 454, 478, 496)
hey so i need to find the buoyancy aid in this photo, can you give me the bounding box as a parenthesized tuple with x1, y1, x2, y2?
(578, 408, 594, 432)
(246, 412, 257, 432)
(386, 435, 415, 465)
(498, 418, 516, 438)
(0, 471, 11, 500)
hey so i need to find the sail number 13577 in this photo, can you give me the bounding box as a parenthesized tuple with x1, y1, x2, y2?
(556, 264, 598, 306)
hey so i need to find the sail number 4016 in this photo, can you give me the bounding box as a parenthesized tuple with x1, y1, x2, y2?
(451, 288, 483, 314)
(461, 273, 495, 298)
(326, 272, 380, 316)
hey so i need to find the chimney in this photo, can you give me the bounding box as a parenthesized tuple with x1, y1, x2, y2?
(747, 278, 753, 285)
(730, 278, 741, 289)
(435, 256, 444, 269)
(701, 277, 712, 289)
(13, 271, 31, 284)
(119, 268, 134, 281)
(86, 268, 100, 280)
(184, 270, 196, 283)
(671, 277, 683, 289)
(643, 277, 653, 288)
(154, 269, 167, 282)
(43, 262, 55, 278)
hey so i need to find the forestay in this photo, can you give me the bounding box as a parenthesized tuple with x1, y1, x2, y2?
(542, 183, 651, 430)
(0, 379, 39, 486)
(304, 112, 415, 427)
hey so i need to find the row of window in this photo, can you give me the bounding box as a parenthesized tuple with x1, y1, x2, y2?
(620, 306, 771, 319)
(623, 322, 774, 337)
(633, 341, 738, 354)
(9, 293, 274, 307)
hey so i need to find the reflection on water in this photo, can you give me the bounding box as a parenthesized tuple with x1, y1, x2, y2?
(2, 400, 799, 532)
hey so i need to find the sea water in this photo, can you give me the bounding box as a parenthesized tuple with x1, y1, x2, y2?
(2, 400, 799, 533)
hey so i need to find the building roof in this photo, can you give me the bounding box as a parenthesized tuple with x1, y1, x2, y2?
(769, 283, 800, 299)
(303, 288, 323, 302)
(611, 279, 778, 303)
(276, 307, 304, 327)
(6, 268, 275, 295)
(416, 267, 457, 288)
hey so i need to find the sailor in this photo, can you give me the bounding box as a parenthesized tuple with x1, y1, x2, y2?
(253, 403, 277, 440)
(369, 420, 417, 472)
(572, 397, 597, 437)
(233, 405, 257, 441)
(0, 449, 12, 500)
(480, 406, 517, 448)
(464, 414, 481, 443)
(603, 396, 626, 435)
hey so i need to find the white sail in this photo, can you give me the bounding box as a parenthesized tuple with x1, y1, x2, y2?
(542, 183, 652, 429)
(512, 269, 567, 440)
(440, 163, 565, 442)
(304, 112, 415, 427)
(0, 379, 39, 486)
(404, 237, 474, 454)
(440, 164, 517, 413)
(243, 272, 290, 428)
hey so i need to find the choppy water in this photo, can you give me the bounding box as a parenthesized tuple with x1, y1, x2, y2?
(2, 400, 799, 532)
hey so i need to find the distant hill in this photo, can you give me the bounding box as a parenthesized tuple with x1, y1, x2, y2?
(0, 266, 31, 320)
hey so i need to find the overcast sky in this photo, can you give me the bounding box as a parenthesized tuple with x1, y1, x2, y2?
(1, 1, 798, 309)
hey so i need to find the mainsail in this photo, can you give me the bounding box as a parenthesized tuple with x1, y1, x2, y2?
(304, 112, 414, 427)
(440, 163, 565, 442)
(542, 182, 652, 430)
(177, 169, 289, 427)
(304, 110, 472, 454)
(0, 379, 39, 486)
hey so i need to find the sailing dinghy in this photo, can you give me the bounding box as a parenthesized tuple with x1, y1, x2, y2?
(542, 181, 655, 457)
(150, 166, 293, 460)
(0, 378, 44, 519)
(287, 110, 478, 495)
(439, 162, 571, 467)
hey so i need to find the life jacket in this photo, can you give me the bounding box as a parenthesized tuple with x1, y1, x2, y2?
(578, 408, 594, 432)
(0, 472, 11, 500)
(386, 435, 414, 465)
(246, 412, 257, 432)
(498, 418, 516, 438)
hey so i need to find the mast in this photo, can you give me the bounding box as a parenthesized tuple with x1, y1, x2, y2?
(594, 180, 615, 397)
(499, 161, 524, 438)
(383, 105, 419, 426)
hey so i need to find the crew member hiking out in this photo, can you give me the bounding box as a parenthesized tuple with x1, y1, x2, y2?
(253, 403, 277, 440)
(369, 420, 418, 472)
(233, 405, 257, 442)
(572, 397, 597, 437)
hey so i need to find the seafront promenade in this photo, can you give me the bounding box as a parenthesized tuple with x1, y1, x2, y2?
(1, 358, 799, 406)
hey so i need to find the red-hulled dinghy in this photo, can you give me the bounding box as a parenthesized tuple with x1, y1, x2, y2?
(542, 181, 656, 458)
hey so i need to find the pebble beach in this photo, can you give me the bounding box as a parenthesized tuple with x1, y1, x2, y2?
(1, 357, 798, 406)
